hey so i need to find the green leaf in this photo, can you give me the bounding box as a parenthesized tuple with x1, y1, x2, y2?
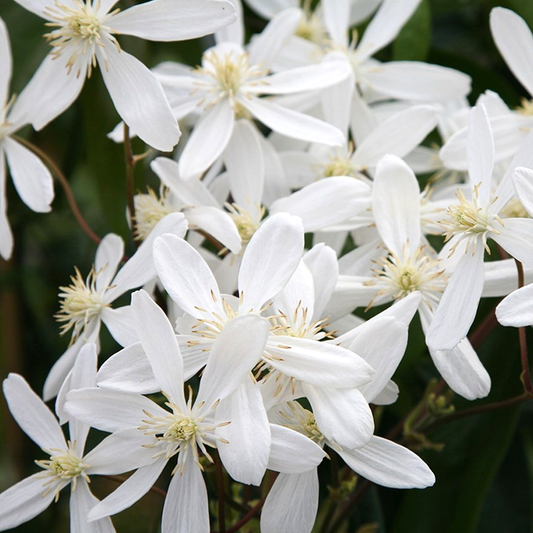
(392, 0, 431, 62)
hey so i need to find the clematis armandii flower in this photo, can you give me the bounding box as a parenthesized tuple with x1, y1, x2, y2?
(12, 0, 237, 151)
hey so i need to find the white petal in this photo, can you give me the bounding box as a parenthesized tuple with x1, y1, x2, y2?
(3, 373, 65, 451)
(16, 53, 86, 131)
(238, 212, 304, 313)
(161, 460, 208, 533)
(70, 479, 115, 533)
(352, 104, 437, 168)
(268, 424, 326, 473)
(303, 384, 374, 449)
(215, 0, 244, 45)
(426, 246, 485, 351)
(0, 474, 56, 530)
(178, 99, 234, 180)
(97, 45, 179, 152)
(497, 283, 533, 327)
(88, 459, 167, 521)
(240, 96, 344, 146)
(223, 119, 264, 207)
(94, 233, 124, 292)
(364, 61, 471, 102)
(153, 233, 223, 320)
(357, 0, 423, 60)
(131, 290, 185, 408)
(270, 177, 372, 233)
(513, 167, 533, 217)
(372, 154, 421, 255)
(340, 436, 435, 488)
(100, 306, 137, 347)
(490, 7, 533, 97)
(467, 105, 494, 206)
(198, 315, 269, 406)
(215, 378, 271, 485)
(260, 470, 319, 533)
(493, 219, 533, 265)
(4, 137, 53, 212)
(248, 8, 301, 69)
(267, 335, 374, 388)
(273, 260, 315, 321)
(111, 0, 236, 41)
(321, 66, 354, 138)
(65, 388, 165, 433)
(322, 0, 349, 46)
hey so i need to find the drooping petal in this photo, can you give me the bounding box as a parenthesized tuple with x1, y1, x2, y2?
(238, 212, 304, 313)
(153, 233, 223, 320)
(215, 378, 271, 485)
(178, 99, 234, 180)
(4, 137, 54, 212)
(97, 45, 179, 152)
(161, 460, 209, 533)
(3, 374, 65, 451)
(490, 7, 533, 97)
(303, 384, 374, 449)
(0, 474, 56, 531)
(426, 246, 485, 351)
(111, 0, 236, 41)
(497, 283, 533, 327)
(88, 459, 167, 521)
(197, 315, 269, 407)
(268, 424, 326, 473)
(240, 96, 344, 147)
(131, 290, 185, 409)
(340, 436, 435, 488)
(372, 154, 421, 255)
(260, 470, 319, 533)
(69, 479, 115, 533)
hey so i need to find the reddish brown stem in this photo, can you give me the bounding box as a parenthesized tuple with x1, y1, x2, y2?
(123, 124, 137, 237)
(13, 135, 101, 244)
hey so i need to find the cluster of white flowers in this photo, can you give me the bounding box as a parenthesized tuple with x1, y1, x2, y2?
(1, 0, 533, 531)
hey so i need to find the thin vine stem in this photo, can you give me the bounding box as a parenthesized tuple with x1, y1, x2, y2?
(123, 124, 137, 237)
(515, 259, 532, 394)
(12, 135, 101, 244)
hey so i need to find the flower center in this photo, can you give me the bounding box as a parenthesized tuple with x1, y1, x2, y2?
(225, 203, 265, 246)
(270, 301, 332, 341)
(296, 9, 327, 43)
(36, 442, 90, 501)
(280, 401, 325, 446)
(499, 196, 530, 219)
(43, 0, 118, 76)
(55, 266, 109, 340)
(516, 98, 533, 117)
(134, 187, 174, 241)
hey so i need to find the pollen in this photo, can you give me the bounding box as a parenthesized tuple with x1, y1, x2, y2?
(225, 203, 265, 245)
(134, 187, 175, 241)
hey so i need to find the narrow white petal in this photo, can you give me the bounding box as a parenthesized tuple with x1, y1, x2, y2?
(492, 220, 533, 265)
(11, 0, 54, 19)
(268, 424, 325, 473)
(4, 137, 53, 212)
(322, 0, 350, 46)
(216, 379, 271, 485)
(70, 480, 115, 533)
(273, 260, 315, 322)
(94, 233, 124, 292)
(238, 212, 304, 313)
(248, 8, 301, 69)
(270, 177, 372, 233)
(467, 105, 494, 206)
(497, 283, 533, 327)
(513, 167, 533, 217)
(215, 0, 243, 45)
(65, 388, 166, 433)
(198, 315, 269, 406)
(3, 374, 65, 451)
(241, 96, 344, 146)
(88, 459, 167, 521)
(490, 7, 533, 97)
(261, 470, 319, 533)
(131, 290, 185, 409)
(364, 61, 471, 102)
(372, 154, 421, 255)
(161, 460, 209, 533)
(0, 474, 56, 530)
(426, 246, 485, 351)
(246, 0, 297, 19)
(111, 0, 236, 41)
(303, 384, 374, 449)
(340, 436, 435, 488)
(97, 46, 179, 152)
(153, 233, 223, 320)
(100, 306, 137, 347)
(357, 0, 423, 59)
(178, 99, 234, 180)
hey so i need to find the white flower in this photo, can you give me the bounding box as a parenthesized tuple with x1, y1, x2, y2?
(13, 0, 237, 151)
(0, 17, 53, 260)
